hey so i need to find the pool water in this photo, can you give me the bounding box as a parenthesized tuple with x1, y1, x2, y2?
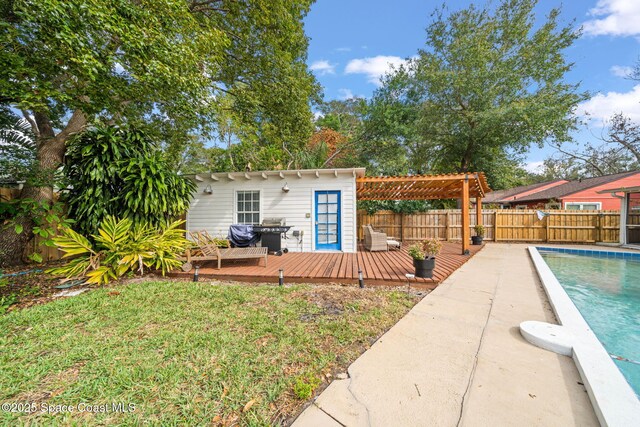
(540, 250, 640, 397)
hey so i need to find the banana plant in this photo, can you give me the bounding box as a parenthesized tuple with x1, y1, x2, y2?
(47, 216, 189, 284)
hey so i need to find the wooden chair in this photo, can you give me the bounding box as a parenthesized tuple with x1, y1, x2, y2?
(181, 230, 268, 270)
(363, 225, 388, 252)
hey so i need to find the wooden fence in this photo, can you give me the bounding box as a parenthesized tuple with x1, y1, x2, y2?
(1, 187, 63, 262)
(0, 187, 21, 202)
(357, 209, 629, 244)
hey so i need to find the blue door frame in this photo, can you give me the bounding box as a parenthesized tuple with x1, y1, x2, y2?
(315, 190, 341, 251)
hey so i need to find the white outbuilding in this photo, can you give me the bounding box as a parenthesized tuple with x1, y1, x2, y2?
(186, 168, 366, 253)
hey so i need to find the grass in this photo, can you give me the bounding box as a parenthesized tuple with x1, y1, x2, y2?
(0, 280, 418, 425)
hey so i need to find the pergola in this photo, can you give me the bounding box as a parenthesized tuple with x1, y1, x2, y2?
(356, 173, 491, 255)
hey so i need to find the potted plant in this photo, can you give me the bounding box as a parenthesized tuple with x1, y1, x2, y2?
(472, 224, 485, 245)
(407, 238, 442, 278)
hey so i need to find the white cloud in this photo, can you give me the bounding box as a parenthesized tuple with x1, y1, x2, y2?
(583, 0, 640, 37)
(309, 60, 335, 76)
(337, 88, 354, 100)
(524, 161, 544, 173)
(345, 55, 408, 86)
(610, 65, 633, 78)
(577, 84, 640, 123)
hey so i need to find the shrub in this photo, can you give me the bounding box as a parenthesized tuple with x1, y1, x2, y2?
(408, 238, 442, 260)
(47, 216, 189, 284)
(474, 224, 485, 237)
(62, 124, 195, 237)
(423, 238, 442, 257)
(0, 198, 73, 263)
(407, 243, 426, 260)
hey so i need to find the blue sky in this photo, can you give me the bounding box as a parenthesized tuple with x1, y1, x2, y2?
(304, 0, 640, 171)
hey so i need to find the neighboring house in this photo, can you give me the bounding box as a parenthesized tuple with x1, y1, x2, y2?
(481, 179, 568, 208)
(598, 185, 640, 246)
(512, 171, 640, 210)
(186, 168, 365, 253)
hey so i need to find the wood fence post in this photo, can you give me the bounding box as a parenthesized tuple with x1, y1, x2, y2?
(545, 213, 550, 242)
(445, 211, 450, 241)
(494, 211, 499, 241)
(597, 213, 602, 243)
(400, 213, 405, 242)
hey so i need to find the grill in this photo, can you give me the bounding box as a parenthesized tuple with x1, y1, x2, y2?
(253, 218, 291, 254)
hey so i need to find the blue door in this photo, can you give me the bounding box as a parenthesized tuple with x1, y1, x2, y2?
(315, 191, 341, 251)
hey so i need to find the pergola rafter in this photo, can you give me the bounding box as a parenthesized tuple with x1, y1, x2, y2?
(356, 173, 491, 254)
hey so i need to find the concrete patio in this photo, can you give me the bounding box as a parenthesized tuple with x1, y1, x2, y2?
(292, 243, 598, 426)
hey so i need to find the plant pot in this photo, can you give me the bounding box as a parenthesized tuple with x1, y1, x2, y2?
(471, 236, 484, 245)
(413, 257, 436, 278)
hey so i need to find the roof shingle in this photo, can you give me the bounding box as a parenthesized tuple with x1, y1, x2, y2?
(514, 171, 639, 202)
(482, 180, 566, 203)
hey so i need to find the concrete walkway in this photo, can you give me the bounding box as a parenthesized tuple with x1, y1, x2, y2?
(292, 244, 598, 426)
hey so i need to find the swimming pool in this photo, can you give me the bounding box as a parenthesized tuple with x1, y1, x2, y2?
(537, 247, 640, 397)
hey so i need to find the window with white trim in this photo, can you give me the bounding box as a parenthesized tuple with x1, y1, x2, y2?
(564, 202, 601, 211)
(236, 190, 260, 224)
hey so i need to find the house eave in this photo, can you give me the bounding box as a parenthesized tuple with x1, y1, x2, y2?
(184, 167, 366, 182)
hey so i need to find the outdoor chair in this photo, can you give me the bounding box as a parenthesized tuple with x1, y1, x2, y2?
(362, 225, 400, 252)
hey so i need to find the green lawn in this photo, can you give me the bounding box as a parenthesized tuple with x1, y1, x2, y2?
(0, 280, 418, 425)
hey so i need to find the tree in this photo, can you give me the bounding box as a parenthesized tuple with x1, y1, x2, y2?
(0, 0, 318, 265)
(368, 0, 586, 189)
(62, 124, 196, 237)
(604, 114, 640, 165)
(544, 113, 640, 179)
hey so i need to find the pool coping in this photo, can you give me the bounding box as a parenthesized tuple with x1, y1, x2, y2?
(526, 246, 640, 427)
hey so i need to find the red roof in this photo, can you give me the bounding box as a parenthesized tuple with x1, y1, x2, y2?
(515, 171, 639, 202)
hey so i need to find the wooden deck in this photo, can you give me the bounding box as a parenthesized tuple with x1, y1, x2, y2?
(171, 242, 484, 289)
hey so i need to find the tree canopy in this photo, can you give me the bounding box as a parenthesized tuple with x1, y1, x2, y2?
(63, 124, 195, 236)
(0, 0, 319, 264)
(1, 0, 318, 148)
(542, 113, 640, 179)
(368, 0, 587, 190)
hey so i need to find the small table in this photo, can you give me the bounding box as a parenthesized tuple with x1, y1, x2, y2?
(387, 239, 401, 250)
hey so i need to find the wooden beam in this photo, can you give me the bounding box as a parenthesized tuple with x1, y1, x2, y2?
(315, 170, 320, 178)
(194, 174, 204, 182)
(279, 172, 285, 179)
(296, 171, 302, 179)
(356, 174, 470, 183)
(476, 197, 483, 226)
(227, 173, 235, 181)
(334, 170, 339, 178)
(244, 173, 251, 180)
(462, 176, 470, 255)
(210, 174, 219, 181)
(261, 172, 268, 180)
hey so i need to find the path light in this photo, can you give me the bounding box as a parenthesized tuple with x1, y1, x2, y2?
(282, 182, 290, 193)
(279, 268, 284, 286)
(358, 269, 364, 288)
(193, 265, 200, 282)
(405, 273, 415, 293)
(204, 185, 213, 194)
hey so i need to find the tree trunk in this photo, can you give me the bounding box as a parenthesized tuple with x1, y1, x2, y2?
(0, 110, 86, 266)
